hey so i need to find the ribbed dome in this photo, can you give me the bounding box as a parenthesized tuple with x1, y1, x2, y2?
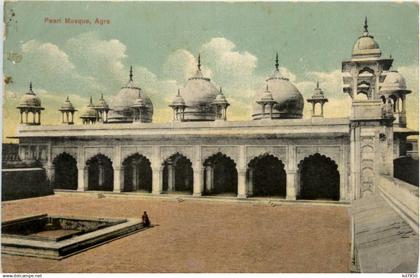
(107, 67, 153, 123)
(80, 97, 97, 119)
(178, 56, 219, 121)
(17, 83, 42, 109)
(252, 66, 304, 120)
(59, 96, 76, 112)
(352, 18, 381, 58)
(380, 71, 411, 95)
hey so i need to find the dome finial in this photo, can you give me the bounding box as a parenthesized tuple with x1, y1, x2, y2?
(266, 84, 269, 92)
(316, 80, 319, 89)
(66, 96, 69, 101)
(275, 52, 279, 71)
(220, 87, 223, 94)
(177, 88, 181, 96)
(363, 16, 368, 34)
(89, 96, 93, 105)
(129, 66, 133, 81)
(197, 54, 201, 71)
(29, 82, 32, 91)
(100, 93, 104, 100)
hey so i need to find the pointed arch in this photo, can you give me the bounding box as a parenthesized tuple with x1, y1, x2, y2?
(203, 152, 238, 195)
(86, 153, 114, 191)
(248, 153, 286, 197)
(122, 153, 152, 192)
(53, 152, 78, 190)
(298, 153, 340, 201)
(162, 153, 193, 194)
(358, 67, 374, 75)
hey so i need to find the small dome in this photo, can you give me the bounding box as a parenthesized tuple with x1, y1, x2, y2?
(59, 96, 76, 111)
(213, 88, 229, 106)
(311, 81, 325, 99)
(17, 83, 43, 109)
(252, 57, 304, 120)
(96, 94, 109, 110)
(170, 89, 186, 107)
(80, 97, 97, 119)
(352, 18, 381, 58)
(380, 71, 411, 95)
(132, 92, 146, 108)
(258, 85, 274, 103)
(108, 67, 153, 123)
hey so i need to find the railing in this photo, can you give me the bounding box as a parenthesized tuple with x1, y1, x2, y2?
(378, 174, 419, 233)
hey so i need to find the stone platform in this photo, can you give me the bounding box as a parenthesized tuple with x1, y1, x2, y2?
(2, 214, 145, 259)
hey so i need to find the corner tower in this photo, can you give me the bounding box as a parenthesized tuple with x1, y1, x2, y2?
(342, 17, 393, 100)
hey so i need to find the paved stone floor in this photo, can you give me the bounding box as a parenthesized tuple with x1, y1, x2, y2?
(1, 194, 351, 273)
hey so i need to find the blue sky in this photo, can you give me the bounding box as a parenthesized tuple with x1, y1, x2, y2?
(3, 1, 419, 140)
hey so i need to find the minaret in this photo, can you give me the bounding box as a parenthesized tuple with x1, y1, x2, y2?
(342, 18, 393, 100)
(306, 81, 328, 117)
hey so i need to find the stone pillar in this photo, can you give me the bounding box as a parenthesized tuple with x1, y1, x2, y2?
(247, 168, 254, 196)
(132, 164, 138, 191)
(98, 162, 104, 188)
(193, 167, 204, 196)
(167, 163, 175, 192)
(113, 167, 123, 193)
(237, 145, 247, 198)
(77, 165, 87, 191)
(237, 169, 247, 198)
(286, 170, 297, 200)
(46, 163, 55, 186)
(152, 167, 163, 195)
(205, 165, 213, 192)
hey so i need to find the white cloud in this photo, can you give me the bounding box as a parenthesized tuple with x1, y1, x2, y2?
(65, 32, 128, 89)
(200, 37, 258, 89)
(18, 39, 103, 95)
(163, 49, 212, 83)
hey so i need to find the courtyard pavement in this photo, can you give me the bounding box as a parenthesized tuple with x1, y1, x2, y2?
(1, 194, 351, 273)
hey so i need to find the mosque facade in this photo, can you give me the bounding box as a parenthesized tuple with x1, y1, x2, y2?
(13, 19, 417, 202)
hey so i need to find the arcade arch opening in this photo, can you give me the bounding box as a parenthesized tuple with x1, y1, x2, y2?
(53, 153, 78, 190)
(248, 154, 286, 197)
(162, 153, 193, 194)
(123, 153, 152, 192)
(86, 154, 114, 191)
(203, 152, 238, 195)
(298, 153, 340, 201)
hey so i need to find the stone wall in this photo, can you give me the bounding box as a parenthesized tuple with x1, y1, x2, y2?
(2, 168, 52, 201)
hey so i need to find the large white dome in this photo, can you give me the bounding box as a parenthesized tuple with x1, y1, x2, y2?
(176, 57, 220, 121)
(352, 18, 381, 58)
(107, 68, 153, 123)
(252, 69, 304, 120)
